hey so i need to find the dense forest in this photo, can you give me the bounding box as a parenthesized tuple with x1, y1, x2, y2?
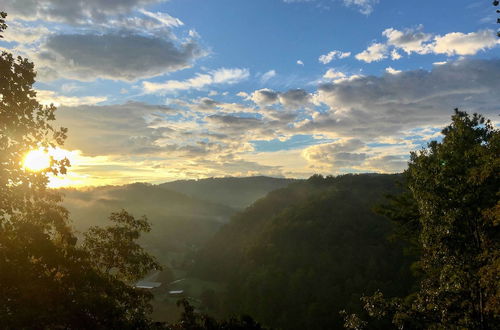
(1, 8, 499, 330)
(191, 174, 417, 329)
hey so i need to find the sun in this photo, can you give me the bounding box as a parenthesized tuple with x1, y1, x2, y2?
(23, 149, 51, 172)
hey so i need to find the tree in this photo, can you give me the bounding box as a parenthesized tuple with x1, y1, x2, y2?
(167, 299, 266, 330)
(353, 110, 500, 329)
(83, 209, 161, 282)
(0, 13, 161, 328)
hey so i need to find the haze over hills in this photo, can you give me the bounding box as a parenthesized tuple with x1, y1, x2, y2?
(159, 176, 298, 209)
(60, 176, 298, 264)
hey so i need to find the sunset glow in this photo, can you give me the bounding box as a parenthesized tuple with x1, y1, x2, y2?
(23, 149, 51, 172)
(3, 0, 498, 188)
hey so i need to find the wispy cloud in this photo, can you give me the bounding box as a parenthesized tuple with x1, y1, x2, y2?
(260, 70, 277, 83)
(143, 68, 250, 93)
(318, 50, 351, 64)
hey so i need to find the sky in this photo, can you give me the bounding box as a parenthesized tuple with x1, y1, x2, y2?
(1, 0, 499, 187)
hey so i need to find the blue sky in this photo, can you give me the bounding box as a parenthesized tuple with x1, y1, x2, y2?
(1, 0, 499, 186)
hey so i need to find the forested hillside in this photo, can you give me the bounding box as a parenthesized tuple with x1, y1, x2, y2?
(60, 177, 297, 265)
(2, 1, 499, 327)
(159, 176, 297, 209)
(192, 174, 417, 329)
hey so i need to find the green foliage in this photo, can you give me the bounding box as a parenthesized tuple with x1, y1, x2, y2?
(0, 12, 7, 37)
(167, 299, 266, 330)
(84, 209, 162, 282)
(358, 110, 500, 329)
(0, 14, 160, 327)
(194, 174, 416, 329)
(0, 11, 69, 238)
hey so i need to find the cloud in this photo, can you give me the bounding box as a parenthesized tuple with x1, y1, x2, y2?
(139, 9, 184, 28)
(342, 0, 379, 15)
(283, 0, 378, 14)
(250, 89, 280, 106)
(433, 30, 500, 56)
(143, 68, 250, 93)
(36, 90, 107, 107)
(385, 67, 402, 74)
(56, 102, 176, 156)
(297, 60, 304, 66)
(357, 27, 499, 62)
(363, 155, 408, 173)
(355, 43, 388, 63)
(383, 27, 433, 55)
(391, 49, 402, 60)
(260, 70, 277, 83)
(38, 32, 204, 81)
(49, 59, 500, 183)
(318, 50, 351, 64)
(249, 88, 311, 109)
(303, 138, 367, 168)
(323, 68, 347, 80)
(279, 89, 312, 109)
(302, 139, 410, 173)
(2, 21, 50, 44)
(306, 59, 500, 138)
(2, 0, 162, 23)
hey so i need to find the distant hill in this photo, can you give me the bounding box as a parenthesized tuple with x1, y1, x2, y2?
(159, 176, 298, 209)
(192, 173, 416, 329)
(60, 183, 236, 264)
(59, 177, 297, 264)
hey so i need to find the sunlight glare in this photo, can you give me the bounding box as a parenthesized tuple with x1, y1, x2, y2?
(23, 149, 51, 172)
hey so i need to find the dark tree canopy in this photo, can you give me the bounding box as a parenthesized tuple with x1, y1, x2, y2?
(0, 13, 161, 328)
(351, 110, 500, 329)
(193, 174, 416, 329)
(83, 210, 162, 282)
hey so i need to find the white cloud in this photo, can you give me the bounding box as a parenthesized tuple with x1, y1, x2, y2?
(355, 43, 388, 63)
(2, 0, 162, 24)
(283, 0, 379, 15)
(342, 0, 379, 15)
(323, 68, 347, 80)
(309, 59, 500, 138)
(143, 68, 250, 93)
(56, 102, 176, 156)
(297, 60, 304, 66)
(212, 68, 250, 84)
(318, 50, 351, 64)
(60, 83, 81, 93)
(383, 27, 433, 55)
(37, 90, 107, 107)
(49, 59, 500, 181)
(433, 30, 500, 56)
(250, 89, 280, 106)
(139, 9, 184, 27)
(260, 70, 277, 83)
(385, 67, 402, 74)
(2, 21, 50, 44)
(358, 27, 499, 62)
(391, 49, 402, 60)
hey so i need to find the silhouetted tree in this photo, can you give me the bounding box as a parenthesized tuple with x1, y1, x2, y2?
(0, 13, 160, 328)
(84, 209, 161, 282)
(168, 299, 266, 330)
(353, 110, 500, 329)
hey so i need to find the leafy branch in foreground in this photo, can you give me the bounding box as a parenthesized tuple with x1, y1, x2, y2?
(0, 12, 161, 328)
(345, 110, 500, 329)
(83, 209, 162, 282)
